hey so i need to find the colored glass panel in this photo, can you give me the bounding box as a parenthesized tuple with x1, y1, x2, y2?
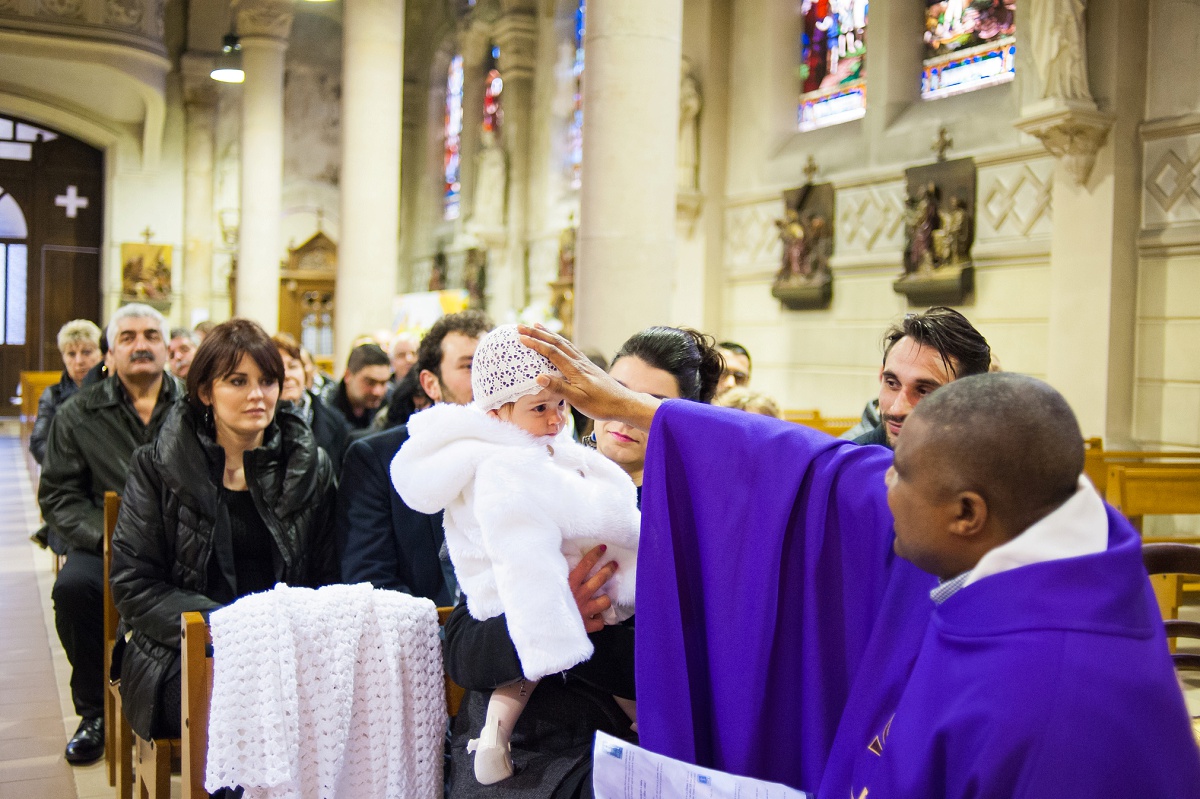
(798, 0, 868, 132)
(921, 0, 1016, 100)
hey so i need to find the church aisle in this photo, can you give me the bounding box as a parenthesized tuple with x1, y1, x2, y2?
(0, 429, 107, 799)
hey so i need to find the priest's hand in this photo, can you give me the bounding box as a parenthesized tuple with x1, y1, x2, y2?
(518, 324, 660, 431)
(570, 545, 617, 634)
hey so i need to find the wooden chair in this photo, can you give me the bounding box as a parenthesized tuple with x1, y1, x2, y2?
(103, 491, 181, 799)
(181, 612, 213, 799)
(1143, 543, 1200, 670)
(103, 492, 134, 799)
(437, 607, 465, 718)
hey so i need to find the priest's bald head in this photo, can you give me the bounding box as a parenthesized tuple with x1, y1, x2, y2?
(884, 373, 1085, 581)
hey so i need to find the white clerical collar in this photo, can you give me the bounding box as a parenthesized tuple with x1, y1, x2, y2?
(964, 475, 1108, 589)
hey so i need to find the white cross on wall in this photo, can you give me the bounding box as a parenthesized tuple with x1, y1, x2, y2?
(55, 185, 89, 218)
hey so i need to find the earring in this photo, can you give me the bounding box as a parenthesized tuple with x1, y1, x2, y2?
(205, 405, 214, 430)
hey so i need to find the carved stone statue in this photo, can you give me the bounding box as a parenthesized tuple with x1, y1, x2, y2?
(429, 248, 448, 292)
(775, 209, 809, 283)
(943, 196, 972, 266)
(678, 57, 702, 191)
(465, 248, 487, 309)
(1031, 0, 1092, 103)
(472, 128, 508, 231)
(908, 182, 941, 274)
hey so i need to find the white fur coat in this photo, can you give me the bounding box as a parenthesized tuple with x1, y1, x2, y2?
(390, 403, 640, 680)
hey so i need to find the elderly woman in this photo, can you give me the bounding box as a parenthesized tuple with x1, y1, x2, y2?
(29, 319, 103, 465)
(442, 326, 722, 798)
(110, 318, 338, 740)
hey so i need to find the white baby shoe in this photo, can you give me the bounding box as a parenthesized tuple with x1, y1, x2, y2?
(467, 715, 514, 785)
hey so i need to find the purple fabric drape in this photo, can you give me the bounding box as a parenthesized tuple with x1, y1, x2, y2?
(635, 401, 933, 791)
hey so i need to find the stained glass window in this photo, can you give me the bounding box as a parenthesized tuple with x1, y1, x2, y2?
(921, 0, 1016, 100)
(483, 46, 503, 136)
(0, 190, 28, 239)
(0, 116, 57, 162)
(444, 54, 465, 221)
(3, 243, 26, 345)
(798, 0, 868, 132)
(567, 0, 585, 190)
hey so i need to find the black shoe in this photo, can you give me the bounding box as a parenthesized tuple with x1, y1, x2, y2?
(30, 524, 48, 549)
(65, 716, 104, 764)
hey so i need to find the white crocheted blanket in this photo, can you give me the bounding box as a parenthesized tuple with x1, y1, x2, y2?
(204, 584, 444, 799)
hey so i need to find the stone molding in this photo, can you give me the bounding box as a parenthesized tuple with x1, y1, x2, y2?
(236, 0, 293, 42)
(181, 51, 218, 106)
(0, 0, 165, 54)
(494, 11, 536, 79)
(1015, 99, 1113, 186)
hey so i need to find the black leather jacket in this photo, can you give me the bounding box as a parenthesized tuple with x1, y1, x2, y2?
(29, 370, 82, 465)
(110, 402, 338, 738)
(38, 373, 184, 553)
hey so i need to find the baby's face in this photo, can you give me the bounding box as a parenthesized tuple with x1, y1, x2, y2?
(492, 388, 567, 438)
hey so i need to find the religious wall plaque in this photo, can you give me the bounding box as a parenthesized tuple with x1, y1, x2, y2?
(771, 181, 835, 311)
(120, 241, 172, 309)
(893, 157, 975, 306)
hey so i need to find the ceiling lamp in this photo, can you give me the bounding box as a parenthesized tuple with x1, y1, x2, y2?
(210, 34, 244, 84)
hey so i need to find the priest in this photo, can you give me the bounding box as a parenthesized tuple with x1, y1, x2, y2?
(519, 325, 1200, 798)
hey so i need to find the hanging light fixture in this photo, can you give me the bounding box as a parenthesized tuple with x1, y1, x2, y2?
(210, 33, 245, 83)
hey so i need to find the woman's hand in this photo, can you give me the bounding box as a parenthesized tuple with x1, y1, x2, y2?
(518, 324, 660, 431)
(570, 545, 618, 634)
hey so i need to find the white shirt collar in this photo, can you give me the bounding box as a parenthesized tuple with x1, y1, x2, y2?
(963, 475, 1108, 589)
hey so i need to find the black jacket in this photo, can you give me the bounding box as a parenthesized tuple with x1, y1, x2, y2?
(110, 402, 338, 738)
(30, 370, 82, 465)
(852, 422, 890, 448)
(335, 425, 456, 605)
(309, 392, 351, 473)
(38, 374, 184, 553)
(444, 602, 636, 798)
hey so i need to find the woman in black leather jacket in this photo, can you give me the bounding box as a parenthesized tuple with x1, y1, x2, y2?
(109, 318, 338, 740)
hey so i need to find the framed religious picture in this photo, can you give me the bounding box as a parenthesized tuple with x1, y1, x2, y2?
(120, 242, 172, 308)
(771, 179, 835, 311)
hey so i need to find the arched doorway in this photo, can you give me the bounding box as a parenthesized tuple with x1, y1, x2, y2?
(0, 115, 103, 414)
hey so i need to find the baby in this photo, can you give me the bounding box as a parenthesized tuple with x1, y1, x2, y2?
(390, 324, 640, 785)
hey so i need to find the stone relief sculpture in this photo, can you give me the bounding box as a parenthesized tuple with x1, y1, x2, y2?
(901, 183, 974, 276)
(774, 210, 831, 287)
(678, 58, 702, 191)
(1030, 0, 1092, 103)
(471, 128, 508, 232)
(557, 217, 576, 282)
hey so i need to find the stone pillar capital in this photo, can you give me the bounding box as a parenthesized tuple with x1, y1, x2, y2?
(494, 11, 537, 79)
(181, 52, 219, 106)
(236, 0, 293, 42)
(461, 21, 491, 67)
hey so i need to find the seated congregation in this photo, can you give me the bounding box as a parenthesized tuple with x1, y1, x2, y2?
(33, 304, 1200, 799)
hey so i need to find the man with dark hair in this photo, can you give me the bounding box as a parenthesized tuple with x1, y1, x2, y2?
(520, 326, 1200, 797)
(336, 310, 493, 601)
(324, 342, 391, 430)
(853, 306, 990, 448)
(39, 303, 184, 764)
(716, 341, 751, 397)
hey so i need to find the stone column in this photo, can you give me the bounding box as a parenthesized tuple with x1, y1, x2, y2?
(459, 23, 490, 227)
(492, 8, 538, 318)
(334, 0, 404, 372)
(235, 0, 292, 329)
(574, 0, 683, 355)
(181, 53, 218, 328)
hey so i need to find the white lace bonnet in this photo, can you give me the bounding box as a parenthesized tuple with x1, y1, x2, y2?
(471, 324, 563, 413)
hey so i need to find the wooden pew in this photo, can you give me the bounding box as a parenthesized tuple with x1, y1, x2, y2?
(103, 492, 181, 799)
(784, 409, 860, 439)
(1083, 437, 1200, 496)
(437, 606, 465, 718)
(181, 612, 213, 799)
(102, 492, 133, 799)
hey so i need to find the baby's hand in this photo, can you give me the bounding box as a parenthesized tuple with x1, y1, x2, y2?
(570, 544, 617, 634)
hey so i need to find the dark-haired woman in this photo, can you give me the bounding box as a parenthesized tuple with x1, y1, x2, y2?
(110, 318, 338, 741)
(442, 326, 722, 799)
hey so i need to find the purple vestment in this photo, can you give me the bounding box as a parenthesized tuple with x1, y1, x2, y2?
(635, 401, 935, 790)
(822, 504, 1200, 798)
(636, 401, 1200, 797)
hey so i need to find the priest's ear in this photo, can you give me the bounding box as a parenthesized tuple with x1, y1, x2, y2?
(948, 490, 988, 541)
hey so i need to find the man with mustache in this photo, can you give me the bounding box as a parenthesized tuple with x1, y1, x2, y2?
(39, 303, 184, 765)
(853, 306, 991, 448)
